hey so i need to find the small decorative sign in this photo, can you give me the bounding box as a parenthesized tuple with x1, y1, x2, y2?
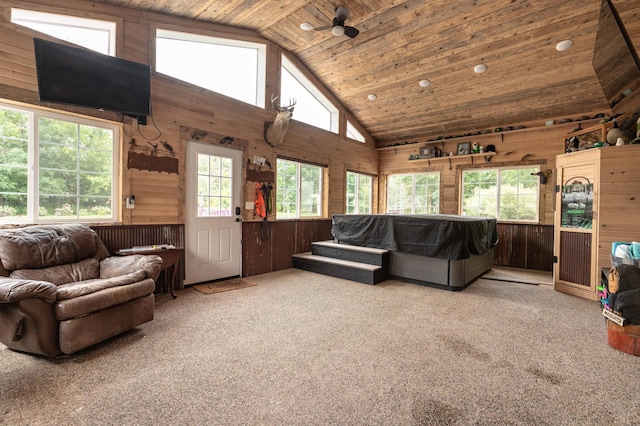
(603, 308, 625, 326)
(127, 151, 179, 174)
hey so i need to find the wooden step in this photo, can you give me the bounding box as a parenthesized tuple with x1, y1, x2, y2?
(292, 252, 387, 285)
(311, 240, 389, 268)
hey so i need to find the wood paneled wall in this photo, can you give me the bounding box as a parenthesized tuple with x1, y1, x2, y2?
(0, 0, 378, 227)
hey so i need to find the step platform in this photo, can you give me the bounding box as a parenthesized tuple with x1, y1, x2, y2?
(293, 241, 389, 285)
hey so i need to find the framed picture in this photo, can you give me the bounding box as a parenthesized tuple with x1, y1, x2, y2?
(457, 142, 471, 155)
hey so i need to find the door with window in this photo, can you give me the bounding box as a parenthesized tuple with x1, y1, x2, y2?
(185, 142, 242, 285)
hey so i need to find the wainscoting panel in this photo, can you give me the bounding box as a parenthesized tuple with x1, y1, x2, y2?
(494, 224, 554, 271)
(92, 224, 185, 290)
(242, 219, 333, 277)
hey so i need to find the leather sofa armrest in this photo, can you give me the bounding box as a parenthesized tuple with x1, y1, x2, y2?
(0, 278, 57, 304)
(100, 254, 162, 280)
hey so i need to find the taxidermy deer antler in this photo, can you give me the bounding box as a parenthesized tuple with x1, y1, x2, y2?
(264, 94, 296, 147)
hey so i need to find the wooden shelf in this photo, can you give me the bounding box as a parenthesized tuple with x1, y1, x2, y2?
(408, 152, 495, 165)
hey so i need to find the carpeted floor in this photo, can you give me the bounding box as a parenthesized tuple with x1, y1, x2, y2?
(2, 268, 639, 425)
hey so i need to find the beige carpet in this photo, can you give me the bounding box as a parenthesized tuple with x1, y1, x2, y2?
(2, 268, 638, 425)
(482, 266, 553, 285)
(192, 278, 257, 294)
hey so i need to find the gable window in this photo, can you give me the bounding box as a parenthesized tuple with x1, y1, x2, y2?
(346, 171, 373, 214)
(280, 55, 338, 133)
(156, 29, 266, 108)
(346, 121, 366, 143)
(276, 158, 324, 219)
(461, 166, 539, 222)
(387, 173, 440, 214)
(0, 102, 119, 223)
(11, 8, 116, 55)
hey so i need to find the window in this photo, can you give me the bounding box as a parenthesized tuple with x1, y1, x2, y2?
(387, 173, 440, 214)
(276, 158, 324, 219)
(280, 56, 338, 133)
(346, 121, 366, 143)
(156, 29, 266, 108)
(346, 171, 372, 214)
(11, 8, 116, 55)
(197, 153, 232, 217)
(461, 166, 539, 222)
(0, 102, 119, 222)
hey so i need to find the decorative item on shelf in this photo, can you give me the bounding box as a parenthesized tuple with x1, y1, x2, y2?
(456, 142, 471, 155)
(419, 145, 440, 158)
(471, 142, 479, 153)
(127, 137, 179, 174)
(408, 154, 420, 160)
(485, 144, 496, 153)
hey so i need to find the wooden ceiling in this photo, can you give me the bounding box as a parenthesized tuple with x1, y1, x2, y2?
(91, 0, 640, 146)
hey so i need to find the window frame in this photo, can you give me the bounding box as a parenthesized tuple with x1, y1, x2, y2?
(386, 172, 440, 214)
(280, 55, 339, 133)
(11, 8, 117, 55)
(276, 157, 325, 220)
(459, 165, 541, 223)
(346, 120, 366, 143)
(155, 28, 266, 108)
(345, 170, 373, 214)
(0, 100, 120, 224)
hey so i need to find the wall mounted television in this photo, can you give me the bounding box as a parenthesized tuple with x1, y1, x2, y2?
(33, 37, 151, 124)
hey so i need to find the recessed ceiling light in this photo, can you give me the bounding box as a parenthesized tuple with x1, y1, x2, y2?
(300, 22, 313, 31)
(367, 94, 377, 101)
(419, 79, 431, 87)
(556, 40, 573, 51)
(474, 64, 487, 74)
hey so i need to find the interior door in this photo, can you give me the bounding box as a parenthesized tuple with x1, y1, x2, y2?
(185, 141, 242, 285)
(554, 157, 597, 297)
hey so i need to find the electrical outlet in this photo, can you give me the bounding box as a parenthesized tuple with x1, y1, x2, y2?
(126, 195, 135, 209)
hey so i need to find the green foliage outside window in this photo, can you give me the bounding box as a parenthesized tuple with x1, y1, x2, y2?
(0, 104, 116, 221)
(387, 173, 439, 214)
(346, 171, 372, 214)
(461, 167, 539, 221)
(276, 159, 323, 219)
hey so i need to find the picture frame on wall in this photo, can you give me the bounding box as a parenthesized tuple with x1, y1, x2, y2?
(457, 142, 471, 155)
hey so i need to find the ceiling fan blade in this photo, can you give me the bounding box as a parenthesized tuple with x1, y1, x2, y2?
(344, 26, 360, 38)
(335, 6, 350, 21)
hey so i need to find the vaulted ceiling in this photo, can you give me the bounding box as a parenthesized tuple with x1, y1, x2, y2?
(92, 0, 640, 147)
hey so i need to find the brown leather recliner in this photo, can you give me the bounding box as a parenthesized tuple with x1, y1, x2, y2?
(0, 224, 162, 357)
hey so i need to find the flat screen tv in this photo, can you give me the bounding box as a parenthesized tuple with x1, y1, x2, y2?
(33, 37, 151, 122)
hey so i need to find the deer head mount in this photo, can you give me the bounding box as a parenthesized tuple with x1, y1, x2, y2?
(264, 94, 296, 147)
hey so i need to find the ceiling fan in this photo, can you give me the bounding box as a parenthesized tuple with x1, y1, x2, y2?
(315, 6, 360, 38)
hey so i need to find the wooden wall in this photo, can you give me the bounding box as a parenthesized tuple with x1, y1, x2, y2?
(0, 0, 379, 226)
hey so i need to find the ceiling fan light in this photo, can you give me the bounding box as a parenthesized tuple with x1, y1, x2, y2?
(300, 22, 313, 31)
(556, 40, 573, 51)
(474, 64, 487, 74)
(332, 25, 345, 36)
(419, 79, 431, 88)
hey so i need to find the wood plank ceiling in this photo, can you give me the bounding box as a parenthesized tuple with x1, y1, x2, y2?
(91, 0, 640, 147)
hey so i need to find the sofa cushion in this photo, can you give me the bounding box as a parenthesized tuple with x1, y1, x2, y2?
(10, 258, 100, 286)
(54, 278, 155, 321)
(0, 224, 103, 271)
(56, 270, 146, 300)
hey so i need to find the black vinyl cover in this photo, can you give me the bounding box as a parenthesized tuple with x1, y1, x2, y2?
(332, 214, 498, 260)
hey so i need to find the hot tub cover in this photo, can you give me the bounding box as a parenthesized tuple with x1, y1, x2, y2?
(332, 214, 498, 260)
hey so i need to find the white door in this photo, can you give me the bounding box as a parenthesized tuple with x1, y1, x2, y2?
(185, 141, 242, 285)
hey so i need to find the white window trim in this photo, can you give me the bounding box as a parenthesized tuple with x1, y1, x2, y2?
(386, 172, 440, 214)
(346, 120, 366, 143)
(346, 171, 373, 214)
(0, 100, 120, 224)
(276, 158, 325, 219)
(460, 165, 540, 223)
(11, 8, 116, 55)
(281, 55, 339, 133)
(155, 28, 266, 108)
